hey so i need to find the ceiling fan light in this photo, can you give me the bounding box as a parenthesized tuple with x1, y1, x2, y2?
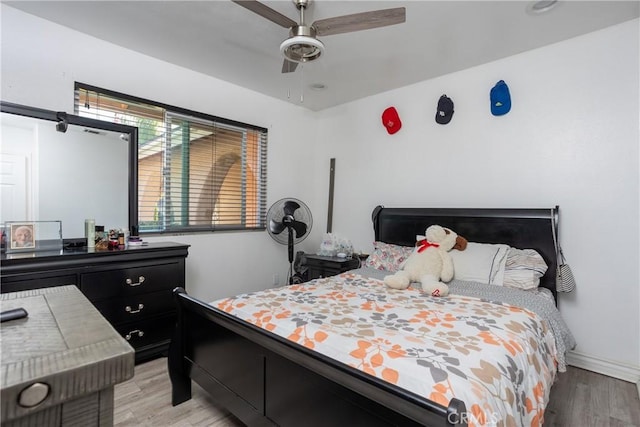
(280, 35, 324, 63)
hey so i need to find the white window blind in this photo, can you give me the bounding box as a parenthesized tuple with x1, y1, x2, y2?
(74, 83, 267, 233)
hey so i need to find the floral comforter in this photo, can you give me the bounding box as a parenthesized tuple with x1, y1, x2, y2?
(213, 272, 568, 427)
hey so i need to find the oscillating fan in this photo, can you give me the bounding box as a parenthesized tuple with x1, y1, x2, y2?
(267, 198, 313, 284)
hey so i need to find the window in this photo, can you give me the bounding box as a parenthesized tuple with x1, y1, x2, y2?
(74, 83, 267, 234)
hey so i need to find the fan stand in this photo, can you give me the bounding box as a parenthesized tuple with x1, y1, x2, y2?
(288, 229, 295, 285)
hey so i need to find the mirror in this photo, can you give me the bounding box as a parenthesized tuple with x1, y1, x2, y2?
(1, 102, 137, 241)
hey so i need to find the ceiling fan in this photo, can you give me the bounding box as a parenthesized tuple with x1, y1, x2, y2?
(232, 0, 406, 73)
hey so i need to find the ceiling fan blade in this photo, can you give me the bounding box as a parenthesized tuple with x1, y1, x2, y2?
(313, 7, 406, 37)
(290, 220, 308, 238)
(283, 200, 301, 216)
(232, 0, 297, 29)
(269, 218, 286, 235)
(282, 59, 299, 74)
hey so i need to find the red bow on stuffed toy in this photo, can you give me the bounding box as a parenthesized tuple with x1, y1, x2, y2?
(416, 239, 440, 253)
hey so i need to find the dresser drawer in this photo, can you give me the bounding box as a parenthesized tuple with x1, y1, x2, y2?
(80, 261, 183, 301)
(306, 258, 334, 269)
(1, 274, 77, 294)
(92, 289, 174, 325)
(114, 314, 176, 351)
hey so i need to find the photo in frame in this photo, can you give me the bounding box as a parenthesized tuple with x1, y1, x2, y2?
(5, 220, 63, 254)
(9, 222, 35, 249)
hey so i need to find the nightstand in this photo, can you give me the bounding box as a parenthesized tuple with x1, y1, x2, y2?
(305, 254, 360, 280)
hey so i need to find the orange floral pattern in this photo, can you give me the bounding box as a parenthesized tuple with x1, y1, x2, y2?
(214, 273, 559, 426)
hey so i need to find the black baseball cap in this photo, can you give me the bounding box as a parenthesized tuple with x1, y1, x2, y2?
(435, 95, 454, 125)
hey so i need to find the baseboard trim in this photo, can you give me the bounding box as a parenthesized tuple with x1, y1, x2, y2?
(566, 350, 640, 384)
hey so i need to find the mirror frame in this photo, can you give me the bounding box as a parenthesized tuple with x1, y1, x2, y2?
(1, 101, 138, 239)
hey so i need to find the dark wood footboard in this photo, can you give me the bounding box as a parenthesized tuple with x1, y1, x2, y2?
(168, 287, 467, 427)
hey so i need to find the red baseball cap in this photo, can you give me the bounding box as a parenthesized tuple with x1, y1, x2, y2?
(381, 107, 402, 134)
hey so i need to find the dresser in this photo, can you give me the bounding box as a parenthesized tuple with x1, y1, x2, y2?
(1, 285, 134, 426)
(1, 242, 189, 363)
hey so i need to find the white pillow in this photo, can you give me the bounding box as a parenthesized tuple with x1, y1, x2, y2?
(449, 242, 510, 285)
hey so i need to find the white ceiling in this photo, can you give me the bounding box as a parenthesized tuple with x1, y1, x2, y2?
(4, 1, 639, 111)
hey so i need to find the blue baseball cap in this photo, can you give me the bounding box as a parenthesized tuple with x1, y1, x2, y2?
(490, 80, 511, 116)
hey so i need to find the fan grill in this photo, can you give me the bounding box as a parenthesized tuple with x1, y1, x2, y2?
(266, 198, 312, 246)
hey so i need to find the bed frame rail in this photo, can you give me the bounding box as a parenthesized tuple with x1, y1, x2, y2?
(169, 287, 468, 427)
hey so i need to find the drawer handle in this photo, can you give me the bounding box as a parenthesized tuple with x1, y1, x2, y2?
(125, 276, 146, 287)
(18, 382, 50, 408)
(125, 330, 144, 341)
(125, 304, 144, 314)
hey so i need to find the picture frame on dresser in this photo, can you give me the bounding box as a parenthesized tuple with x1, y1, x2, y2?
(9, 222, 34, 249)
(5, 221, 63, 254)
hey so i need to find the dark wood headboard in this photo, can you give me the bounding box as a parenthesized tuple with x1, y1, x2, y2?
(372, 206, 559, 301)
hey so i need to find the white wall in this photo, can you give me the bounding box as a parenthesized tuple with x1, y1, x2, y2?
(1, 5, 321, 301)
(313, 20, 640, 371)
(2, 5, 638, 376)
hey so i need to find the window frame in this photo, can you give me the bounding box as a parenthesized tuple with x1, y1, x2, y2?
(74, 82, 267, 235)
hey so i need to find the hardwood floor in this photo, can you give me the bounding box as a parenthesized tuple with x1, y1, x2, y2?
(545, 367, 640, 427)
(114, 357, 244, 427)
(115, 357, 640, 427)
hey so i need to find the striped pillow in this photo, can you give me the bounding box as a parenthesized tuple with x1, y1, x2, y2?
(503, 248, 548, 290)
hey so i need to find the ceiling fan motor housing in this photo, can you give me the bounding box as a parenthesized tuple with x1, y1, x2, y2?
(290, 24, 315, 38)
(281, 25, 324, 63)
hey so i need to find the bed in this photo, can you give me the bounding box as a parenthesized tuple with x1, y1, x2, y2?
(168, 206, 575, 426)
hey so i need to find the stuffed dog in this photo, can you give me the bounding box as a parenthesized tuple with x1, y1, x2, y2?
(383, 225, 463, 296)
